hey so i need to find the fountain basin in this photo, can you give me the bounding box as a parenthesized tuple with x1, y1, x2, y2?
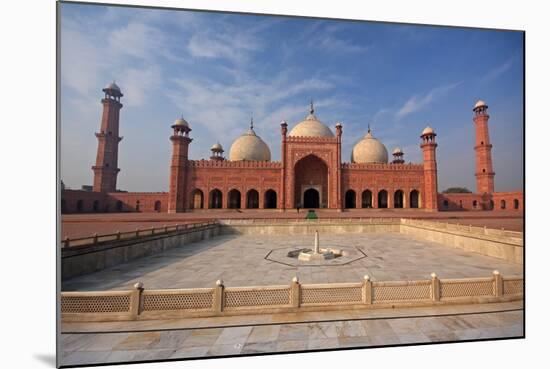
(296, 247, 343, 261)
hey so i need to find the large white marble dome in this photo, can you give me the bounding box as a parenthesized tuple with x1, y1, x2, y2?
(229, 124, 271, 161)
(289, 106, 334, 138)
(351, 128, 389, 164)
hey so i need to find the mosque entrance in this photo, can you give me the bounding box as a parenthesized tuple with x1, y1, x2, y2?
(303, 188, 320, 208)
(294, 154, 328, 208)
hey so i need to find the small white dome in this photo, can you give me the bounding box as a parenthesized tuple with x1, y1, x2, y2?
(211, 142, 223, 151)
(351, 129, 388, 164)
(422, 126, 434, 135)
(288, 105, 334, 138)
(229, 128, 271, 161)
(104, 81, 121, 91)
(393, 147, 403, 155)
(173, 117, 189, 128)
(474, 100, 487, 109)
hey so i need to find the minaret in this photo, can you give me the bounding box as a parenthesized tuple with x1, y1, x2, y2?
(473, 100, 495, 194)
(335, 121, 343, 211)
(92, 82, 123, 192)
(280, 119, 288, 210)
(420, 126, 438, 211)
(392, 147, 405, 164)
(168, 116, 192, 213)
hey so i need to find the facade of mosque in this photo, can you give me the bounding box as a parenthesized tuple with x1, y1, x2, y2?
(61, 84, 523, 214)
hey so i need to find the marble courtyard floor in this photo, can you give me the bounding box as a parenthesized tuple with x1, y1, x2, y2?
(62, 233, 523, 291)
(60, 301, 524, 366)
(60, 233, 524, 366)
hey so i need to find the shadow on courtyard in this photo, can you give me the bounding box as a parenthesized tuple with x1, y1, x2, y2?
(61, 234, 240, 291)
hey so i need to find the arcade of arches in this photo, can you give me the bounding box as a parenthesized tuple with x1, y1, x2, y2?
(186, 187, 422, 210)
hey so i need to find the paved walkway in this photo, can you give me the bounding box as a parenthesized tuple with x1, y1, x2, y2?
(62, 234, 522, 291)
(60, 301, 523, 367)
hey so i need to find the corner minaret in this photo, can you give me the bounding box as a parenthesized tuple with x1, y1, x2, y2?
(335, 121, 343, 211)
(92, 82, 123, 192)
(420, 126, 438, 211)
(473, 100, 495, 194)
(168, 117, 192, 213)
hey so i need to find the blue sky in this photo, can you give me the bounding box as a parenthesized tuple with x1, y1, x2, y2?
(60, 3, 524, 193)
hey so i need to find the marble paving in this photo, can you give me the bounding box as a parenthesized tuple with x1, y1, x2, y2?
(60, 307, 524, 366)
(63, 233, 523, 291)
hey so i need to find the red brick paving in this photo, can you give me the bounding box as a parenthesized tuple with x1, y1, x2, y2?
(61, 209, 523, 238)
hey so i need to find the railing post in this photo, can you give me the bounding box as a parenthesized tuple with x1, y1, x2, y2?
(151, 226, 155, 235)
(431, 273, 440, 302)
(116, 231, 121, 240)
(363, 275, 372, 305)
(290, 276, 301, 308)
(493, 270, 503, 297)
(135, 228, 139, 238)
(214, 279, 224, 314)
(164, 224, 168, 233)
(93, 233, 98, 244)
(130, 282, 144, 320)
(64, 237, 69, 248)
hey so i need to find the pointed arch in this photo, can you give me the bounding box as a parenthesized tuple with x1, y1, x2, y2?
(264, 189, 277, 209)
(246, 189, 259, 209)
(228, 189, 241, 209)
(378, 190, 388, 208)
(361, 190, 372, 208)
(410, 190, 420, 209)
(345, 189, 356, 209)
(190, 189, 204, 209)
(394, 190, 404, 208)
(209, 189, 222, 209)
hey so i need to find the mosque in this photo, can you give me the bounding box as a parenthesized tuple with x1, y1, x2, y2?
(61, 82, 523, 214)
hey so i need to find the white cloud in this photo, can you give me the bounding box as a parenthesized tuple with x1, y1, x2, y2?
(119, 66, 162, 107)
(317, 36, 368, 53)
(108, 22, 166, 60)
(167, 74, 334, 136)
(61, 25, 107, 96)
(396, 81, 462, 119)
(306, 23, 369, 54)
(482, 57, 515, 83)
(187, 32, 261, 63)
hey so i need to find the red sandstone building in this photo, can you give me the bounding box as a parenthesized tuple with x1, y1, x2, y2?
(61, 83, 523, 214)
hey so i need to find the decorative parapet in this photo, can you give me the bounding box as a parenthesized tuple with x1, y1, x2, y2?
(341, 162, 424, 171)
(61, 272, 523, 322)
(189, 159, 282, 169)
(219, 217, 402, 226)
(285, 136, 338, 143)
(400, 218, 523, 245)
(61, 221, 218, 249)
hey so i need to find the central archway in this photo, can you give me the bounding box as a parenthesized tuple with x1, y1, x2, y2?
(294, 154, 328, 208)
(303, 188, 320, 208)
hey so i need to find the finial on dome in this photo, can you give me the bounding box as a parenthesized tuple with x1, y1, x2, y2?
(368, 123, 371, 134)
(250, 114, 254, 130)
(310, 100, 314, 114)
